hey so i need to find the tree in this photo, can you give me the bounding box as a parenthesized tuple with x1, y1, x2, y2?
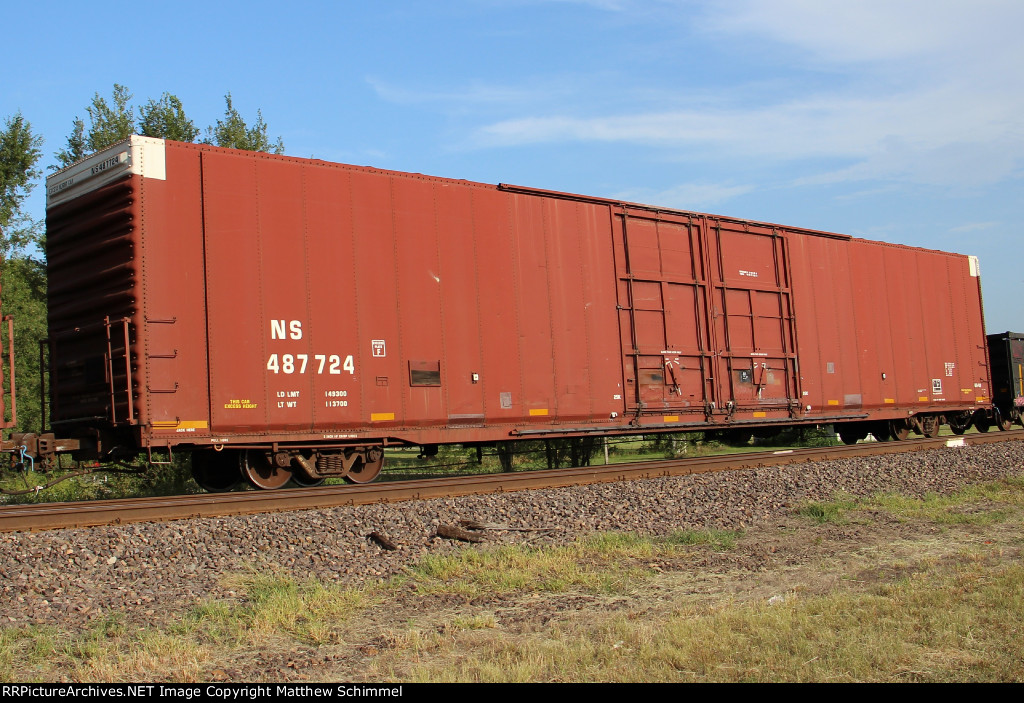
(57, 86, 284, 167)
(1, 257, 46, 433)
(0, 113, 43, 256)
(138, 93, 200, 142)
(0, 113, 45, 433)
(53, 117, 85, 170)
(53, 84, 134, 168)
(206, 93, 284, 153)
(84, 83, 134, 153)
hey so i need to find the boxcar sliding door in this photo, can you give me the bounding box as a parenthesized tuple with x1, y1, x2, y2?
(614, 209, 802, 419)
(704, 219, 801, 414)
(613, 209, 716, 415)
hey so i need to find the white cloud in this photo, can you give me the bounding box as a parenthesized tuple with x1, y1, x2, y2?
(948, 221, 1001, 233)
(368, 1, 1024, 190)
(472, 85, 1023, 177)
(463, 1, 1024, 187)
(367, 77, 545, 107)
(700, 0, 1024, 69)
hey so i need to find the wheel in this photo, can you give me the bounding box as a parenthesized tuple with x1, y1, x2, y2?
(975, 414, 991, 433)
(290, 452, 326, 487)
(997, 412, 1013, 431)
(241, 449, 293, 490)
(191, 451, 241, 492)
(948, 412, 971, 435)
(888, 420, 910, 441)
(290, 473, 325, 487)
(872, 423, 891, 442)
(922, 416, 941, 438)
(838, 425, 866, 445)
(345, 447, 384, 484)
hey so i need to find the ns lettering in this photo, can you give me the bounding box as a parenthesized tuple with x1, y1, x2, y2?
(271, 320, 303, 340)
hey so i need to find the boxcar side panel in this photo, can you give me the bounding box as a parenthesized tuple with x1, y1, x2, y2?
(432, 181, 486, 424)
(193, 152, 625, 442)
(541, 198, 601, 422)
(391, 176, 446, 427)
(303, 165, 363, 433)
(139, 145, 211, 439)
(469, 186, 526, 425)
(349, 169, 403, 431)
(201, 151, 271, 433)
(257, 158, 316, 433)
(508, 193, 558, 421)
(785, 231, 861, 414)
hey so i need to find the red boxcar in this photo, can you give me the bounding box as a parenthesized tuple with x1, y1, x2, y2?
(40, 137, 991, 489)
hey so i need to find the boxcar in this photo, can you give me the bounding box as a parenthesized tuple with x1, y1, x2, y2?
(36, 136, 992, 489)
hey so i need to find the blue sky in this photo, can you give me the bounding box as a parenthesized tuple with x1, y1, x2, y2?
(4, 0, 1022, 331)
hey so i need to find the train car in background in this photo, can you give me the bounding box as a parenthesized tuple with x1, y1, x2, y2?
(987, 332, 1024, 429)
(19, 136, 998, 490)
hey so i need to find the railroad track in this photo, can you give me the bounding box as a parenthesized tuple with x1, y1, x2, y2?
(2, 431, 1021, 534)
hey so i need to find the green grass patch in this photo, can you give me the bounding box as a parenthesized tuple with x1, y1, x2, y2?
(0, 571, 379, 682)
(799, 478, 1024, 527)
(1, 458, 199, 505)
(0, 626, 60, 683)
(863, 477, 1024, 525)
(407, 530, 740, 598)
(409, 542, 644, 596)
(797, 495, 860, 524)
(662, 528, 743, 550)
(182, 569, 377, 646)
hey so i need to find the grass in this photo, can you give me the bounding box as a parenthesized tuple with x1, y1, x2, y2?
(1, 478, 1021, 682)
(178, 569, 377, 646)
(663, 528, 743, 550)
(797, 495, 860, 524)
(406, 530, 721, 598)
(797, 477, 1024, 526)
(1, 458, 197, 505)
(0, 571, 378, 683)
(371, 561, 1024, 682)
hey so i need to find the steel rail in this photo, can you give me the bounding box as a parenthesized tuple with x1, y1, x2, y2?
(1, 431, 1021, 534)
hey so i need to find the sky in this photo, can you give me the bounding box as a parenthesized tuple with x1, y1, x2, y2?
(3, 0, 1022, 331)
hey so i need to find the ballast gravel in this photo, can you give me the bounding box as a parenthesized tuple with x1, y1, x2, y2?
(1, 440, 1022, 628)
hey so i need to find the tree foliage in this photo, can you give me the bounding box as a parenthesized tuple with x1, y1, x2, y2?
(206, 93, 284, 153)
(85, 83, 135, 153)
(0, 113, 43, 256)
(0, 114, 45, 433)
(56, 86, 284, 167)
(54, 84, 137, 169)
(138, 93, 200, 142)
(54, 117, 85, 170)
(1, 257, 46, 432)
